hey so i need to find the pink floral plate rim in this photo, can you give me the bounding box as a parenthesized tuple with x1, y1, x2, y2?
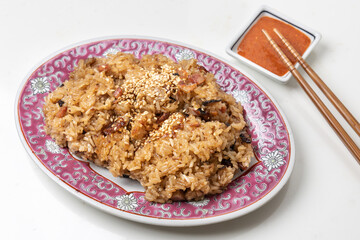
(15, 36, 295, 227)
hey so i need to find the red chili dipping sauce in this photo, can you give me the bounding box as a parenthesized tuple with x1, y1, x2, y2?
(237, 16, 311, 76)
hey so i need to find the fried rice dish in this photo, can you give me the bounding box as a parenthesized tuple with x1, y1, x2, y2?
(43, 52, 253, 203)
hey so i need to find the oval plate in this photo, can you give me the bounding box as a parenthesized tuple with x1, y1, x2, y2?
(15, 36, 295, 227)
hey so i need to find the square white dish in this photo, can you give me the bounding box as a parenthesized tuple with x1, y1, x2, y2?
(226, 5, 321, 83)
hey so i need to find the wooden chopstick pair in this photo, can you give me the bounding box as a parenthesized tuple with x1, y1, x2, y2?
(262, 28, 360, 164)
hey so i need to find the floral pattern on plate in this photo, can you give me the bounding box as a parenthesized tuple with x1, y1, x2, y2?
(16, 37, 294, 226)
(30, 77, 51, 95)
(116, 193, 139, 211)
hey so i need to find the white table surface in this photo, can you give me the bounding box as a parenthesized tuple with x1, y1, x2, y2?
(2, 0, 360, 239)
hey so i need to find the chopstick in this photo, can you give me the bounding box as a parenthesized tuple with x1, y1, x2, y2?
(273, 28, 360, 137)
(262, 29, 360, 164)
